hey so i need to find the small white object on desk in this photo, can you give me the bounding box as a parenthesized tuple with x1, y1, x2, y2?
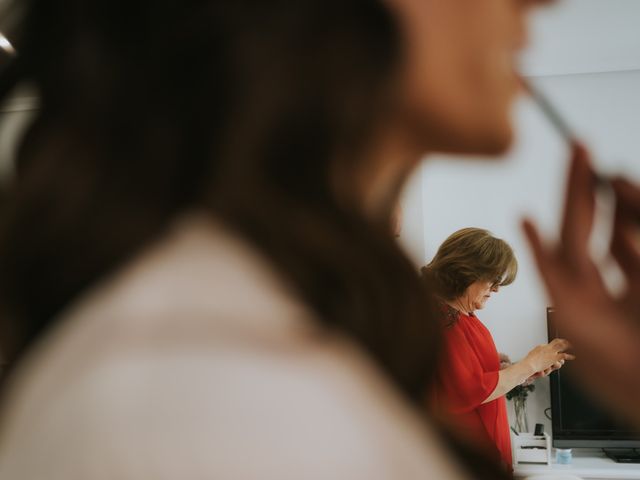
(512, 432, 552, 465)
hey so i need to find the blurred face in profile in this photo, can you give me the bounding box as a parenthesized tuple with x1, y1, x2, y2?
(388, 0, 550, 155)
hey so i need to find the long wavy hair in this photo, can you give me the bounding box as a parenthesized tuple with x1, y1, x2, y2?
(0, 1, 509, 477)
(0, 0, 436, 399)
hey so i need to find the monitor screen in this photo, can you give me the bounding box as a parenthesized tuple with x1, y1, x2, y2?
(547, 307, 640, 448)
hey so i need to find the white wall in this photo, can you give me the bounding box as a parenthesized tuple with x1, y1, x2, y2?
(521, 0, 640, 76)
(398, 0, 640, 435)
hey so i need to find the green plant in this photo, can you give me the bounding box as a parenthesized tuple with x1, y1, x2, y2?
(506, 382, 535, 401)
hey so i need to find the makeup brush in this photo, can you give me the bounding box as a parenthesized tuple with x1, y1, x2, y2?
(519, 75, 610, 189)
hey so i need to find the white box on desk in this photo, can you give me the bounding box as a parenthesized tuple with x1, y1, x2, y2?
(512, 432, 552, 465)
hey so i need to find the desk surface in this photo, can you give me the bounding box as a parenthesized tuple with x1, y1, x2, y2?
(514, 449, 640, 479)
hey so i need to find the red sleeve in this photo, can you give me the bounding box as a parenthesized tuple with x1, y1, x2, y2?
(436, 326, 499, 414)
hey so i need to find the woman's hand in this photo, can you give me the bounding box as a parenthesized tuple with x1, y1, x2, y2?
(523, 338, 575, 374)
(483, 344, 573, 404)
(523, 143, 640, 427)
(523, 365, 556, 385)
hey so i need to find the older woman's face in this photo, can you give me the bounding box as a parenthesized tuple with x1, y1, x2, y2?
(465, 279, 500, 311)
(387, 0, 552, 155)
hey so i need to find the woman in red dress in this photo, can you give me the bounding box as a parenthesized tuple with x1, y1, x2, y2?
(422, 228, 575, 473)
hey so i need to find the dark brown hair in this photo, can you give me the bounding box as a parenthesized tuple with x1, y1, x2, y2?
(0, 2, 510, 478)
(421, 227, 518, 300)
(0, 0, 438, 399)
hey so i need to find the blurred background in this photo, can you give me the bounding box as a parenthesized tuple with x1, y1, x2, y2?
(397, 0, 640, 432)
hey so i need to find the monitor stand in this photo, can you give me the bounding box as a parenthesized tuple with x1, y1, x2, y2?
(603, 448, 640, 463)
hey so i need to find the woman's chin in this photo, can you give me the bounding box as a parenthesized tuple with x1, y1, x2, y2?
(467, 121, 514, 156)
(436, 120, 514, 157)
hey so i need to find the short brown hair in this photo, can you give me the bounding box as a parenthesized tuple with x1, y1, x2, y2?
(421, 228, 517, 301)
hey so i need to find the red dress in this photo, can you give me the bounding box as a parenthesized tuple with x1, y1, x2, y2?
(433, 304, 512, 470)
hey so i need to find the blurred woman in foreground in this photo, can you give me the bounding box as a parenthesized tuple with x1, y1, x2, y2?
(0, 0, 551, 478)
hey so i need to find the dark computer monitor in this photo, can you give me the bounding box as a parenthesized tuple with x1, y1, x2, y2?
(547, 307, 640, 450)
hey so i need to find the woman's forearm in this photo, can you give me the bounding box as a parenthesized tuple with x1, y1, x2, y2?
(482, 360, 537, 404)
